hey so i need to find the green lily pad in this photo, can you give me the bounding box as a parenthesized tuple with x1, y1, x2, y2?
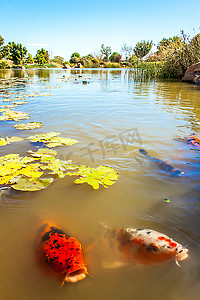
(14, 122, 44, 130)
(10, 176, 54, 191)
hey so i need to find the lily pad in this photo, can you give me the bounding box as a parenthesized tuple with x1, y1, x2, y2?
(14, 122, 44, 130)
(0, 108, 30, 121)
(10, 176, 53, 191)
(67, 165, 119, 189)
(6, 136, 24, 143)
(27, 132, 79, 148)
(0, 138, 8, 146)
(0, 136, 24, 146)
(13, 101, 28, 105)
(40, 156, 77, 178)
(28, 148, 57, 158)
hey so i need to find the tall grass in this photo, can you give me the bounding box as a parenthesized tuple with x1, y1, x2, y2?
(126, 62, 162, 81)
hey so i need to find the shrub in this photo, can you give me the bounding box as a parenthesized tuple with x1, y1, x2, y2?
(0, 60, 10, 69)
(159, 32, 200, 78)
(70, 52, 81, 59)
(69, 56, 79, 64)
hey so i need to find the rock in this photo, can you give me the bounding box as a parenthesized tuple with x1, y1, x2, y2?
(182, 62, 200, 84)
(75, 62, 83, 68)
(63, 64, 71, 69)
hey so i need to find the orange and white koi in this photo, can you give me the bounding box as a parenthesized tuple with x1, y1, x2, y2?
(36, 222, 88, 285)
(185, 133, 200, 149)
(102, 225, 188, 266)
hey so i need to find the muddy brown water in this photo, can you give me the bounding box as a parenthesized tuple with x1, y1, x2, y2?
(0, 69, 200, 300)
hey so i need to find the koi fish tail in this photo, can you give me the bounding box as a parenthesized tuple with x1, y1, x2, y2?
(139, 149, 148, 156)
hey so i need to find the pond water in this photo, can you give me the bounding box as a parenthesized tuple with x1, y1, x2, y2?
(0, 68, 200, 300)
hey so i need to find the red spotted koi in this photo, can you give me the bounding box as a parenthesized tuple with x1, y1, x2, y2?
(102, 225, 188, 266)
(36, 222, 88, 285)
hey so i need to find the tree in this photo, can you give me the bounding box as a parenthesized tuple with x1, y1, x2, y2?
(0, 35, 7, 59)
(157, 36, 183, 56)
(134, 40, 153, 60)
(0, 35, 4, 47)
(8, 42, 27, 65)
(25, 53, 34, 64)
(110, 52, 121, 62)
(121, 43, 133, 61)
(35, 48, 49, 65)
(71, 52, 81, 59)
(52, 56, 64, 64)
(100, 44, 111, 62)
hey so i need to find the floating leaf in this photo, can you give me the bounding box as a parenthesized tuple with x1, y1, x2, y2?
(27, 132, 79, 148)
(27, 132, 60, 142)
(0, 108, 30, 121)
(28, 148, 57, 158)
(13, 101, 28, 105)
(6, 136, 24, 143)
(10, 176, 53, 191)
(16, 164, 43, 178)
(14, 122, 44, 130)
(66, 165, 119, 189)
(0, 138, 8, 146)
(0, 136, 24, 146)
(40, 156, 77, 178)
(0, 162, 23, 177)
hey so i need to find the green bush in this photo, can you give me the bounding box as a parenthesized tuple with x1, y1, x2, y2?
(69, 56, 79, 64)
(0, 60, 10, 69)
(157, 32, 200, 78)
(104, 62, 121, 68)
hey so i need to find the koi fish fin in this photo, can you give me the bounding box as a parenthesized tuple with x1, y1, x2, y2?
(175, 260, 181, 267)
(61, 280, 65, 288)
(101, 260, 129, 269)
(85, 242, 98, 252)
(98, 221, 109, 230)
(139, 149, 148, 156)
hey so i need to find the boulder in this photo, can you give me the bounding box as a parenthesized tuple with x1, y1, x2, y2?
(182, 62, 200, 84)
(75, 62, 83, 68)
(63, 64, 71, 69)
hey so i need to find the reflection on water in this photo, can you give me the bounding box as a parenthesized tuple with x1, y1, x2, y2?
(0, 69, 200, 300)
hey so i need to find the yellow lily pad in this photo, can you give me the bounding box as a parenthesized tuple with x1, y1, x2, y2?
(0, 108, 30, 121)
(10, 176, 54, 191)
(66, 165, 119, 189)
(27, 132, 79, 148)
(14, 122, 44, 130)
(28, 148, 57, 158)
(0, 136, 24, 146)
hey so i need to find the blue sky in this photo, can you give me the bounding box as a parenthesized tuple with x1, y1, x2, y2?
(0, 0, 199, 60)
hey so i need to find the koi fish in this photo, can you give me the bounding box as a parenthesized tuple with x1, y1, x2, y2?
(36, 222, 88, 285)
(185, 133, 200, 148)
(101, 225, 188, 266)
(139, 149, 184, 176)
